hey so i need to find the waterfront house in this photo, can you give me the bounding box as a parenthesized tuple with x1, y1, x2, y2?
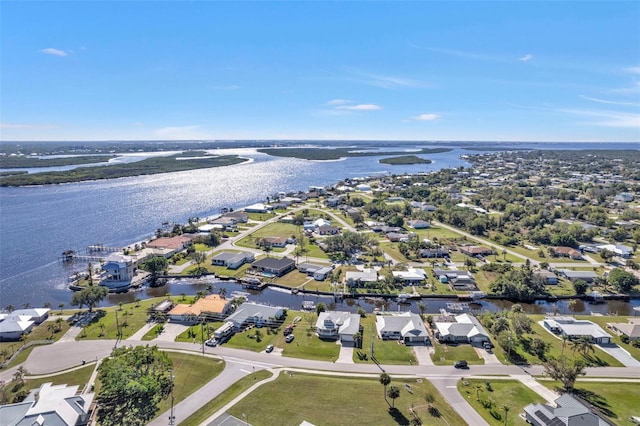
(434, 313, 490, 343)
(8, 308, 50, 324)
(244, 203, 270, 213)
(222, 211, 249, 223)
(375, 312, 429, 345)
(146, 235, 192, 257)
(533, 270, 559, 285)
(315, 311, 361, 344)
(297, 262, 333, 280)
(0, 382, 95, 426)
(100, 253, 136, 289)
(558, 270, 599, 283)
(168, 295, 231, 323)
(392, 268, 427, 286)
(0, 315, 34, 341)
(524, 393, 612, 426)
(313, 266, 333, 281)
(226, 302, 285, 330)
(542, 316, 611, 344)
(251, 257, 296, 277)
(211, 251, 255, 269)
(344, 269, 378, 288)
(210, 216, 238, 231)
(608, 318, 640, 341)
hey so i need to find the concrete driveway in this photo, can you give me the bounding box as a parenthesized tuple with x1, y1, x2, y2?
(153, 323, 189, 342)
(474, 344, 502, 364)
(412, 345, 434, 365)
(596, 343, 640, 367)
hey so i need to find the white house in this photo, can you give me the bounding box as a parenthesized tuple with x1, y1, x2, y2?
(100, 253, 136, 289)
(315, 311, 361, 344)
(0, 382, 95, 426)
(392, 268, 427, 285)
(211, 251, 255, 269)
(0, 315, 34, 341)
(434, 313, 490, 343)
(345, 269, 378, 288)
(9, 308, 50, 324)
(543, 316, 611, 344)
(226, 303, 286, 330)
(375, 312, 429, 345)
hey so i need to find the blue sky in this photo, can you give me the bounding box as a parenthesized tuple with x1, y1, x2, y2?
(1, 1, 639, 142)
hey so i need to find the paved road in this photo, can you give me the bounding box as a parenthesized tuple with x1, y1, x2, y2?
(430, 377, 489, 425)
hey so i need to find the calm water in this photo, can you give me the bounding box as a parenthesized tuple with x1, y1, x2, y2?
(1, 142, 638, 312)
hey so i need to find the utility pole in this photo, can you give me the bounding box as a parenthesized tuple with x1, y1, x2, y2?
(201, 317, 205, 355)
(114, 310, 121, 348)
(168, 369, 175, 425)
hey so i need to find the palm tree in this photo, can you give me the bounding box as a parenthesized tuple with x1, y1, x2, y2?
(5, 304, 15, 313)
(387, 385, 400, 408)
(12, 366, 27, 385)
(418, 302, 427, 319)
(58, 303, 65, 313)
(379, 373, 391, 403)
(473, 384, 482, 401)
(502, 405, 510, 426)
(218, 287, 227, 299)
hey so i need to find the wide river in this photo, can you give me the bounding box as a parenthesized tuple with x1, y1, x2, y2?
(1, 142, 638, 315)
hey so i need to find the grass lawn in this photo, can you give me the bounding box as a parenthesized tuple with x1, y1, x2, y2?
(300, 242, 329, 259)
(432, 341, 484, 365)
(280, 316, 341, 361)
(229, 373, 466, 426)
(355, 315, 417, 365)
(379, 242, 411, 263)
(141, 323, 165, 340)
(414, 226, 468, 240)
(488, 316, 623, 367)
(540, 381, 640, 426)
(546, 279, 579, 297)
(235, 223, 299, 248)
(272, 270, 312, 288)
(179, 370, 273, 426)
(75, 298, 166, 341)
(458, 379, 545, 425)
(175, 322, 224, 343)
(155, 352, 225, 416)
(0, 316, 70, 367)
(225, 326, 282, 352)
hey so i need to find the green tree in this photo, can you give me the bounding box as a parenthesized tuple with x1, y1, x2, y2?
(572, 279, 589, 295)
(608, 268, 639, 293)
(379, 373, 391, 402)
(144, 256, 168, 284)
(192, 251, 207, 275)
(543, 355, 586, 392)
(71, 286, 108, 312)
(97, 345, 173, 426)
(387, 385, 400, 408)
(316, 302, 326, 315)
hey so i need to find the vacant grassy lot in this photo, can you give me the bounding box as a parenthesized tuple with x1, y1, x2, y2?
(458, 379, 545, 425)
(432, 341, 484, 365)
(229, 373, 466, 426)
(539, 381, 640, 426)
(235, 223, 299, 248)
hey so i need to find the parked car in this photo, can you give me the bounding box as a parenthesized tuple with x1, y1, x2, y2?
(483, 341, 494, 350)
(205, 339, 218, 347)
(265, 344, 274, 353)
(285, 334, 295, 343)
(454, 360, 468, 369)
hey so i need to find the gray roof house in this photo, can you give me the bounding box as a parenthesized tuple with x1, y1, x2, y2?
(608, 318, 640, 341)
(226, 302, 286, 330)
(524, 393, 613, 426)
(0, 382, 95, 426)
(375, 313, 429, 345)
(211, 251, 255, 269)
(8, 308, 50, 324)
(0, 315, 35, 341)
(315, 311, 361, 344)
(558, 270, 599, 283)
(434, 313, 490, 343)
(345, 269, 378, 288)
(543, 316, 611, 344)
(251, 257, 296, 277)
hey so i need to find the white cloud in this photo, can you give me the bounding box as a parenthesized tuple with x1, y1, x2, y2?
(411, 45, 500, 62)
(336, 104, 381, 111)
(519, 54, 533, 62)
(411, 113, 440, 121)
(357, 73, 427, 89)
(325, 99, 351, 106)
(560, 108, 640, 128)
(624, 66, 640, 74)
(40, 48, 68, 57)
(1, 122, 57, 129)
(154, 125, 211, 139)
(580, 95, 638, 106)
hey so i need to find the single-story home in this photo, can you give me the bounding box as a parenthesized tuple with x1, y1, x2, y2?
(315, 311, 361, 344)
(318, 225, 340, 235)
(524, 393, 611, 426)
(262, 236, 289, 248)
(211, 251, 255, 269)
(0, 382, 94, 426)
(608, 318, 640, 341)
(313, 266, 334, 281)
(297, 263, 333, 281)
(146, 235, 193, 256)
(251, 257, 296, 277)
(168, 295, 232, 323)
(8, 308, 50, 324)
(392, 268, 427, 285)
(210, 216, 238, 230)
(597, 244, 633, 258)
(459, 246, 492, 257)
(558, 270, 599, 283)
(345, 269, 378, 288)
(375, 312, 429, 345)
(386, 232, 410, 242)
(226, 302, 286, 330)
(434, 313, 490, 343)
(551, 246, 583, 260)
(0, 315, 35, 341)
(244, 203, 271, 213)
(419, 247, 449, 258)
(534, 270, 559, 285)
(222, 211, 249, 223)
(407, 219, 431, 229)
(542, 316, 611, 344)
